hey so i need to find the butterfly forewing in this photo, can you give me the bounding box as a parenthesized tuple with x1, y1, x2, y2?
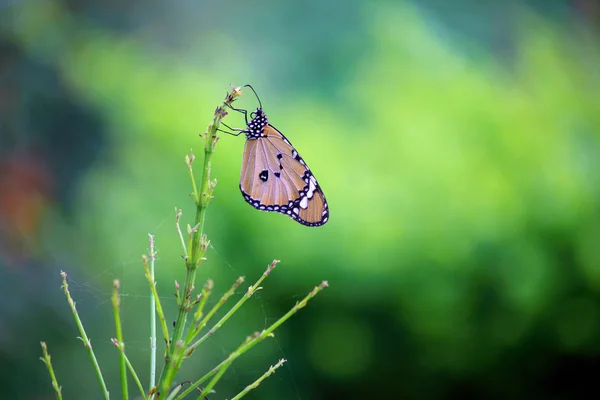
(241, 138, 299, 205)
(239, 118, 329, 226)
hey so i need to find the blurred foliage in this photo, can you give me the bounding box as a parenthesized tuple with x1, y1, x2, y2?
(2, 0, 600, 399)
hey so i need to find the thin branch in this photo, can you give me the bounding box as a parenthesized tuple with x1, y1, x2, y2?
(187, 260, 279, 353)
(230, 358, 287, 400)
(185, 276, 245, 349)
(175, 280, 329, 400)
(40, 342, 63, 400)
(112, 280, 128, 400)
(143, 254, 170, 354)
(156, 86, 243, 399)
(175, 209, 188, 259)
(148, 234, 158, 392)
(61, 271, 110, 400)
(112, 339, 147, 400)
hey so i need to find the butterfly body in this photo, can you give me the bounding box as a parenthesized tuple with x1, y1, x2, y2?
(238, 108, 329, 227)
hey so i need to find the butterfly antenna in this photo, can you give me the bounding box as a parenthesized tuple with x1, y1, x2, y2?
(243, 84, 262, 110)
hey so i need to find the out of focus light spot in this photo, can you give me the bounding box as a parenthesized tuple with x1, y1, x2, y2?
(0, 149, 53, 266)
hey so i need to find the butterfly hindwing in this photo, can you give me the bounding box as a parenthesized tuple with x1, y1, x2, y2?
(239, 112, 329, 227)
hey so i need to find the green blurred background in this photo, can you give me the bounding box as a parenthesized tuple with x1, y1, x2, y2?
(2, 0, 600, 398)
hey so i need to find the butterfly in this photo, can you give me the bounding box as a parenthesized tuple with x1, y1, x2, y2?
(222, 85, 329, 227)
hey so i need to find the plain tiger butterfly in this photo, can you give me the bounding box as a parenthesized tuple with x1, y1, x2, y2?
(222, 85, 329, 227)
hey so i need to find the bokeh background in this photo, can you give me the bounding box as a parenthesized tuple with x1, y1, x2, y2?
(2, 0, 600, 399)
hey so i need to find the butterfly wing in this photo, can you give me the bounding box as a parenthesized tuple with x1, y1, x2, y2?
(240, 125, 329, 226)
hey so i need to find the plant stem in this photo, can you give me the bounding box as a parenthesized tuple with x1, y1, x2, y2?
(40, 342, 63, 400)
(187, 260, 279, 353)
(175, 280, 329, 400)
(112, 339, 147, 400)
(148, 234, 158, 393)
(156, 86, 243, 399)
(230, 358, 287, 400)
(193, 279, 213, 323)
(175, 209, 188, 260)
(112, 280, 128, 400)
(61, 271, 110, 400)
(197, 362, 230, 400)
(184, 276, 244, 349)
(142, 254, 170, 359)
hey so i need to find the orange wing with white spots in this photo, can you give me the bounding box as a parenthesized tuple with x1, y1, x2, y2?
(239, 111, 328, 227)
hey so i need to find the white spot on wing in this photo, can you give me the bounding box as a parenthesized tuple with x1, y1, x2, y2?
(307, 178, 317, 199)
(300, 196, 309, 209)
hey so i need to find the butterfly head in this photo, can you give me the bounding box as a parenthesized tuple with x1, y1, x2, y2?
(246, 108, 268, 139)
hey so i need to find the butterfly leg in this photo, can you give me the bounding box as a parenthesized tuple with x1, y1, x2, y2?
(217, 128, 244, 137)
(225, 104, 249, 124)
(217, 122, 245, 136)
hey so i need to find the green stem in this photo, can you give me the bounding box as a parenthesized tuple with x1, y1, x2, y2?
(161, 341, 186, 398)
(174, 280, 329, 400)
(142, 255, 170, 358)
(148, 234, 158, 395)
(61, 271, 110, 400)
(187, 260, 279, 353)
(156, 86, 243, 399)
(112, 339, 147, 400)
(40, 342, 63, 400)
(184, 276, 245, 349)
(193, 280, 213, 323)
(230, 358, 287, 400)
(175, 209, 188, 260)
(197, 363, 231, 400)
(112, 280, 128, 400)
